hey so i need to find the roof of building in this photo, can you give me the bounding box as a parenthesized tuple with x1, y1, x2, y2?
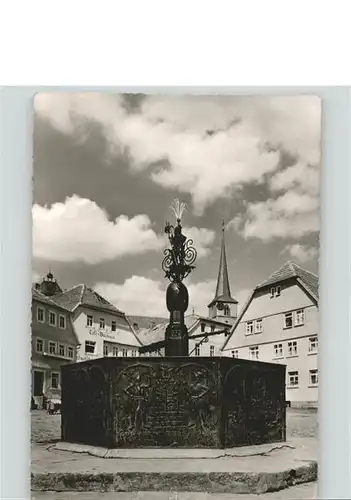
(32, 287, 70, 312)
(138, 313, 231, 350)
(128, 315, 168, 330)
(256, 261, 319, 300)
(208, 222, 237, 307)
(51, 284, 125, 315)
(221, 261, 319, 351)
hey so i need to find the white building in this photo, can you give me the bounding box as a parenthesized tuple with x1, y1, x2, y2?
(52, 284, 141, 360)
(221, 261, 319, 408)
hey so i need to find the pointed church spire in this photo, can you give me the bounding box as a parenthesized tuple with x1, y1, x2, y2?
(209, 221, 237, 307)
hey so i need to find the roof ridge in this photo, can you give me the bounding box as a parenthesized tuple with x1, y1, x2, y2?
(287, 261, 298, 276)
(54, 283, 83, 297)
(289, 260, 318, 279)
(79, 284, 86, 304)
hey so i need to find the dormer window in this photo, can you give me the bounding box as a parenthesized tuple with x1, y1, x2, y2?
(201, 323, 205, 333)
(270, 286, 281, 298)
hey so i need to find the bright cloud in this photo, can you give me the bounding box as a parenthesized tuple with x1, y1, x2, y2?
(232, 159, 320, 241)
(235, 195, 319, 241)
(32, 195, 214, 264)
(94, 275, 249, 317)
(95, 276, 216, 317)
(283, 244, 318, 263)
(35, 94, 321, 216)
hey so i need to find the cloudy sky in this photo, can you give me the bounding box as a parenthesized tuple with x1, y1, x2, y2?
(32, 93, 321, 317)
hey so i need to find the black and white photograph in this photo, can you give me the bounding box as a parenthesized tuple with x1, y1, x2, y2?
(31, 93, 321, 500)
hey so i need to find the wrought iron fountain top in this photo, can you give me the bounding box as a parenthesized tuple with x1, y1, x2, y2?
(162, 199, 197, 283)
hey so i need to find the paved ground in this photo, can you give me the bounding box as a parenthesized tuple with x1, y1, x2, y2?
(32, 482, 317, 499)
(31, 409, 317, 498)
(31, 408, 318, 444)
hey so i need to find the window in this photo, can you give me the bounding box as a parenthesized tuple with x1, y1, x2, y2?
(37, 307, 44, 323)
(67, 346, 74, 359)
(195, 343, 200, 356)
(201, 323, 205, 333)
(210, 345, 215, 356)
(86, 315, 93, 327)
(111, 321, 117, 332)
(211, 325, 215, 333)
(122, 348, 128, 357)
(288, 341, 298, 356)
(295, 309, 305, 326)
(113, 346, 119, 357)
(51, 372, 59, 389)
(131, 350, 136, 357)
(99, 318, 105, 329)
(245, 321, 254, 334)
(255, 319, 263, 333)
(85, 341, 96, 354)
(103, 344, 109, 356)
(49, 341, 57, 355)
(59, 344, 65, 357)
(231, 349, 239, 358)
(59, 315, 66, 329)
(49, 311, 56, 326)
(224, 305, 230, 316)
(274, 343, 283, 358)
(309, 336, 318, 353)
(309, 369, 318, 386)
(284, 312, 293, 328)
(250, 346, 259, 360)
(270, 286, 281, 297)
(36, 338, 44, 353)
(288, 371, 299, 387)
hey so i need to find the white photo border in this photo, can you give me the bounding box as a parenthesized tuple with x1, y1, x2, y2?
(0, 86, 350, 499)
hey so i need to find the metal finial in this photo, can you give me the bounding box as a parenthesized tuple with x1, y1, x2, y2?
(170, 198, 187, 222)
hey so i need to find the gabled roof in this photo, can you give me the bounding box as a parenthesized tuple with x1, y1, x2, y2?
(209, 222, 237, 307)
(256, 261, 318, 301)
(32, 287, 71, 313)
(51, 284, 125, 315)
(221, 261, 319, 351)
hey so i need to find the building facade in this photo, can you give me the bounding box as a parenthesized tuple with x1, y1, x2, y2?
(221, 261, 319, 408)
(139, 314, 231, 357)
(31, 286, 78, 408)
(52, 284, 142, 361)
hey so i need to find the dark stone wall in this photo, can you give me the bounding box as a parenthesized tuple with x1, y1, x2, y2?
(61, 357, 286, 449)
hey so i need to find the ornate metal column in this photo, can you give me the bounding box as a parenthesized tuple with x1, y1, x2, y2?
(162, 200, 197, 357)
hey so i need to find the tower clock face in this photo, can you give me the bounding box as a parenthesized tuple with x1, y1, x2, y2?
(216, 302, 224, 311)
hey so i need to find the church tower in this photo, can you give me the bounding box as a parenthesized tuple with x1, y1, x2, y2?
(208, 221, 238, 325)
